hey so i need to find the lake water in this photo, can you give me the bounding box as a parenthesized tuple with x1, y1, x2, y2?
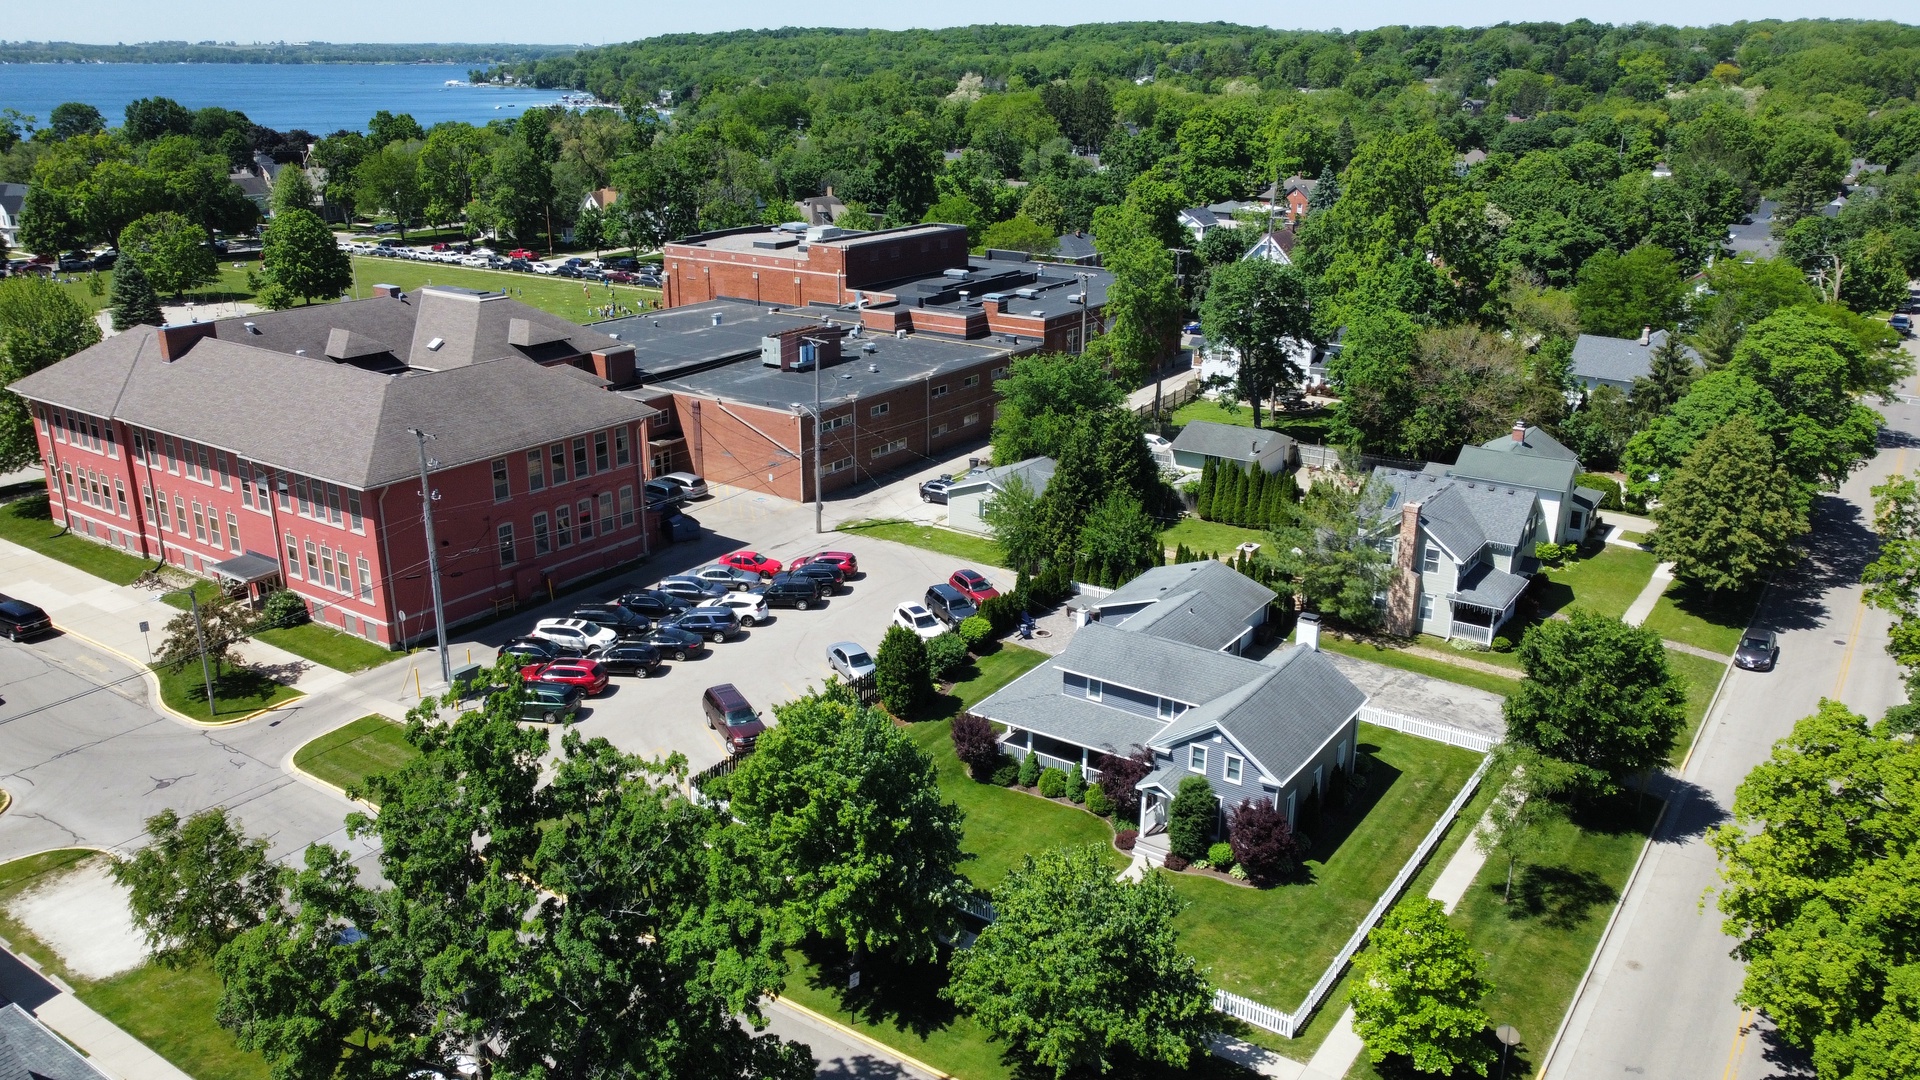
(0, 63, 590, 134)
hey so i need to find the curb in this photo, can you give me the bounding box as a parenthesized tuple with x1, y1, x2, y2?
(58, 624, 304, 728)
(771, 996, 952, 1079)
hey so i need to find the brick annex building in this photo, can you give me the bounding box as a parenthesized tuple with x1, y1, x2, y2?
(10, 286, 660, 646)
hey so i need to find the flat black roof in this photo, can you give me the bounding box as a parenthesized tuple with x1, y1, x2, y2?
(868, 256, 1112, 323)
(656, 328, 1023, 411)
(594, 303, 803, 381)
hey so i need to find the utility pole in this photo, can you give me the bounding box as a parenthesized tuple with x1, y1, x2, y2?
(1075, 272, 1091, 353)
(801, 336, 827, 533)
(188, 588, 216, 717)
(408, 428, 452, 686)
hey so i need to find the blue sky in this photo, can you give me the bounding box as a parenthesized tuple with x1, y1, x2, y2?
(8, 3, 1913, 47)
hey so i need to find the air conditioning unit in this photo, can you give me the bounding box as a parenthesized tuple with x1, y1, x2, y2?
(895, 328, 907, 340)
(862, 342, 878, 353)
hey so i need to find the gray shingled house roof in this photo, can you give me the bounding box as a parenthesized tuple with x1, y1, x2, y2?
(1570, 330, 1700, 389)
(1446, 424, 1580, 493)
(1374, 469, 1538, 563)
(10, 290, 656, 490)
(0, 183, 27, 219)
(1178, 207, 1221, 229)
(0, 1002, 108, 1080)
(1170, 420, 1295, 470)
(947, 456, 1057, 500)
(973, 623, 1365, 798)
(1091, 560, 1276, 652)
(1451, 562, 1531, 611)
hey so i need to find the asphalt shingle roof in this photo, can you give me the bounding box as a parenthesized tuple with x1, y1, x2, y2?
(1374, 469, 1538, 561)
(970, 651, 1165, 757)
(947, 456, 1057, 499)
(1169, 420, 1294, 466)
(1570, 330, 1700, 388)
(0, 1003, 107, 1080)
(1093, 561, 1275, 652)
(1450, 562, 1531, 611)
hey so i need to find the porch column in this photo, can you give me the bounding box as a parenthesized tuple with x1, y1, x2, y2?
(1080, 746, 1089, 768)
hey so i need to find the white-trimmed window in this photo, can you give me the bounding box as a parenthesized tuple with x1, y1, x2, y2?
(498, 522, 516, 566)
(594, 432, 610, 472)
(577, 497, 594, 541)
(555, 504, 573, 547)
(870, 439, 906, 459)
(823, 414, 851, 432)
(357, 556, 373, 601)
(572, 436, 589, 477)
(527, 448, 546, 491)
(549, 443, 567, 484)
(1086, 678, 1103, 702)
(618, 485, 635, 527)
(492, 458, 510, 501)
(963, 412, 980, 427)
(1421, 542, 1440, 573)
(931, 423, 948, 437)
(285, 532, 300, 577)
(533, 512, 551, 555)
(869, 402, 890, 418)
(930, 384, 949, 398)
(1418, 593, 1435, 620)
(598, 491, 614, 531)
(1224, 754, 1244, 783)
(226, 512, 239, 551)
(1189, 745, 1207, 773)
(825, 456, 854, 474)
(614, 426, 631, 466)
(990, 366, 1008, 380)
(963, 374, 979, 388)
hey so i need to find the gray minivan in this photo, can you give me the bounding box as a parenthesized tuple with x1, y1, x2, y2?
(702, 683, 766, 753)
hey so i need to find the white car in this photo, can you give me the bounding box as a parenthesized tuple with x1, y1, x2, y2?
(826, 641, 876, 681)
(700, 593, 770, 628)
(1144, 433, 1172, 453)
(530, 618, 618, 654)
(531, 261, 559, 275)
(893, 603, 944, 640)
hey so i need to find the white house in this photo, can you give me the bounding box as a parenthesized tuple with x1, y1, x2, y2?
(0, 182, 26, 250)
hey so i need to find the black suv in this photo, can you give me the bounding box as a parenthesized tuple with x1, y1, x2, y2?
(668, 608, 741, 643)
(571, 604, 654, 638)
(615, 589, 692, 619)
(641, 623, 707, 661)
(520, 682, 582, 724)
(924, 583, 978, 628)
(597, 641, 662, 677)
(0, 595, 53, 641)
(500, 637, 564, 665)
(757, 573, 823, 610)
(788, 561, 845, 594)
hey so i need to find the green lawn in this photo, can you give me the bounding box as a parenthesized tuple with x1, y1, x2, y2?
(1618, 530, 1648, 544)
(837, 519, 1007, 569)
(1538, 545, 1660, 623)
(1160, 517, 1271, 558)
(925, 643, 1052, 721)
(780, 956, 1014, 1080)
(256, 622, 397, 672)
(154, 662, 301, 722)
(348, 257, 661, 324)
(1643, 583, 1762, 656)
(0, 851, 270, 1080)
(1170, 726, 1484, 1006)
(293, 714, 418, 794)
(1169, 399, 1335, 444)
(57, 259, 261, 314)
(0, 495, 158, 585)
(1669, 650, 1730, 765)
(1320, 636, 1520, 698)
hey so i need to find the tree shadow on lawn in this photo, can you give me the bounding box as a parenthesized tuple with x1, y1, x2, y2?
(799, 945, 962, 1041)
(1289, 746, 1404, 883)
(177, 665, 289, 706)
(1501, 864, 1619, 931)
(1369, 1029, 1533, 1080)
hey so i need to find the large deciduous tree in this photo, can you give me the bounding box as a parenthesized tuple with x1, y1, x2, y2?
(1711, 700, 1920, 1077)
(945, 844, 1215, 1077)
(1326, 308, 1420, 454)
(0, 275, 101, 470)
(721, 682, 965, 963)
(257, 209, 352, 308)
(1199, 258, 1313, 429)
(120, 210, 218, 298)
(988, 351, 1123, 465)
(1650, 415, 1809, 593)
(111, 807, 280, 968)
(1505, 609, 1687, 796)
(1350, 898, 1496, 1076)
(1574, 244, 1686, 338)
(1863, 470, 1920, 695)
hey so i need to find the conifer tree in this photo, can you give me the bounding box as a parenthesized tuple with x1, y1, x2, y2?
(110, 257, 165, 331)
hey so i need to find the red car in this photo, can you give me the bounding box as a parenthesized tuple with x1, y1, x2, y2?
(798, 550, 859, 576)
(949, 569, 1000, 604)
(521, 659, 609, 696)
(430, 242, 450, 251)
(719, 550, 783, 577)
(601, 269, 636, 284)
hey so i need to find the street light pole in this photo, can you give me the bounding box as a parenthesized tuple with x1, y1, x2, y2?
(1075, 272, 1091, 353)
(408, 428, 452, 686)
(801, 336, 827, 533)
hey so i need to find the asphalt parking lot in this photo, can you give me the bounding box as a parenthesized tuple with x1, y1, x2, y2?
(456, 481, 1008, 775)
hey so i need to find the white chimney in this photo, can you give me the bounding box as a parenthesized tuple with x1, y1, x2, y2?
(1638, 326, 1651, 346)
(1296, 612, 1321, 651)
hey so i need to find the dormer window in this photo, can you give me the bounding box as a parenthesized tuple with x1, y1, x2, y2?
(1086, 678, 1102, 702)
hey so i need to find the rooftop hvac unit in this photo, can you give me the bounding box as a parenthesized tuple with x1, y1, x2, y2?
(942, 268, 970, 279)
(1030, 310, 1045, 316)
(895, 328, 907, 340)
(981, 292, 1006, 303)
(711, 312, 723, 326)
(862, 342, 878, 353)
(1015, 288, 1038, 299)
(868, 363, 880, 372)
(1068, 292, 1084, 303)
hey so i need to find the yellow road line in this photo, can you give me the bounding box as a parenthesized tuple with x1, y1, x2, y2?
(1720, 1008, 1753, 1080)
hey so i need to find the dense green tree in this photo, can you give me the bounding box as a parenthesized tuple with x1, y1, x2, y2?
(48, 101, 105, 140)
(982, 474, 1049, 575)
(1862, 470, 1920, 692)
(979, 214, 1055, 255)
(1038, 409, 1165, 562)
(945, 844, 1214, 1077)
(111, 807, 280, 968)
(1199, 258, 1313, 428)
(1091, 199, 1182, 385)
(0, 275, 103, 470)
(1268, 478, 1394, 629)
(1650, 416, 1809, 593)
(123, 96, 193, 143)
(1631, 334, 1700, 416)
(1076, 491, 1162, 588)
(874, 624, 932, 717)
(1557, 385, 1638, 471)
(257, 209, 351, 308)
(1711, 700, 1920, 1073)
(1728, 307, 1887, 486)
(366, 109, 425, 148)
(1167, 774, 1218, 862)
(121, 210, 218, 298)
(417, 121, 494, 231)
(1326, 308, 1420, 453)
(354, 140, 424, 237)
(267, 164, 317, 218)
(721, 682, 964, 963)
(1505, 609, 1687, 796)
(142, 134, 259, 239)
(1351, 898, 1496, 1076)
(1574, 244, 1686, 337)
(988, 351, 1123, 464)
(107, 254, 164, 332)
(307, 130, 369, 221)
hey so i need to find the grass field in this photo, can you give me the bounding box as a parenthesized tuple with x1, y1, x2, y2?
(837, 519, 1007, 569)
(1643, 583, 1762, 656)
(917, 643, 1051, 723)
(1538, 546, 1661, 623)
(0, 850, 270, 1080)
(293, 714, 418, 795)
(347, 257, 661, 324)
(1319, 635, 1520, 698)
(1159, 517, 1270, 557)
(1170, 726, 1484, 1006)
(1668, 650, 1730, 765)
(57, 259, 262, 314)
(256, 622, 396, 672)
(0, 495, 157, 585)
(153, 662, 301, 722)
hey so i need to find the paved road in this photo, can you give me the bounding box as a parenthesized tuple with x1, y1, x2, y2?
(758, 1001, 937, 1080)
(1544, 391, 1918, 1080)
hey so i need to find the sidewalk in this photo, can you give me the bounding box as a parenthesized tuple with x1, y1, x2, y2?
(1621, 561, 1676, 628)
(0, 537, 354, 720)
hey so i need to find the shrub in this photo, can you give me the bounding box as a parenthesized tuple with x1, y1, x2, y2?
(927, 632, 970, 681)
(259, 589, 309, 630)
(1085, 783, 1113, 816)
(957, 614, 994, 650)
(1167, 775, 1218, 862)
(1162, 853, 1190, 871)
(1491, 636, 1513, 653)
(1038, 767, 1068, 799)
(1114, 829, 1138, 851)
(1577, 472, 1624, 511)
(1067, 763, 1087, 803)
(978, 594, 1022, 635)
(1228, 863, 1249, 880)
(1094, 749, 1154, 822)
(1208, 842, 1235, 867)
(1191, 859, 1211, 871)
(951, 713, 1002, 778)
(1534, 541, 1573, 567)
(874, 625, 932, 716)
(1017, 750, 1042, 787)
(1229, 798, 1301, 885)
(990, 759, 1019, 786)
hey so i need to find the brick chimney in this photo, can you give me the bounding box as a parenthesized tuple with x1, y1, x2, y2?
(1382, 500, 1424, 636)
(1512, 420, 1527, 443)
(156, 322, 217, 362)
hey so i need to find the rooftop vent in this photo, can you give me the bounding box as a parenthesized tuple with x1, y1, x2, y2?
(712, 312, 723, 326)
(868, 363, 880, 373)
(1030, 310, 1045, 317)
(862, 342, 878, 353)
(895, 328, 907, 340)
(294, 349, 307, 355)
(243, 322, 260, 335)
(942, 268, 969, 279)
(426, 337, 444, 351)
(1015, 288, 1038, 299)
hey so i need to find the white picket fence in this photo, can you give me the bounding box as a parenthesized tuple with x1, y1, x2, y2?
(1207, 724, 1498, 1037)
(1359, 705, 1498, 752)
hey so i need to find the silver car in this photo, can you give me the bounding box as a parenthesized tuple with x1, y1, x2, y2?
(827, 641, 876, 681)
(688, 563, 762, 591)
(655, 576, 729, 602)
(659, 471, 709, 499)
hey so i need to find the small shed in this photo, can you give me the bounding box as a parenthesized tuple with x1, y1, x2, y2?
(946, 456, 1057, 536)
(1169, 420, 1296, 475)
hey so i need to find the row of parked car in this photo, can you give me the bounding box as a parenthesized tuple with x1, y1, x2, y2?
(495, 548, 865, 743)
(343, 239, 662, 286)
